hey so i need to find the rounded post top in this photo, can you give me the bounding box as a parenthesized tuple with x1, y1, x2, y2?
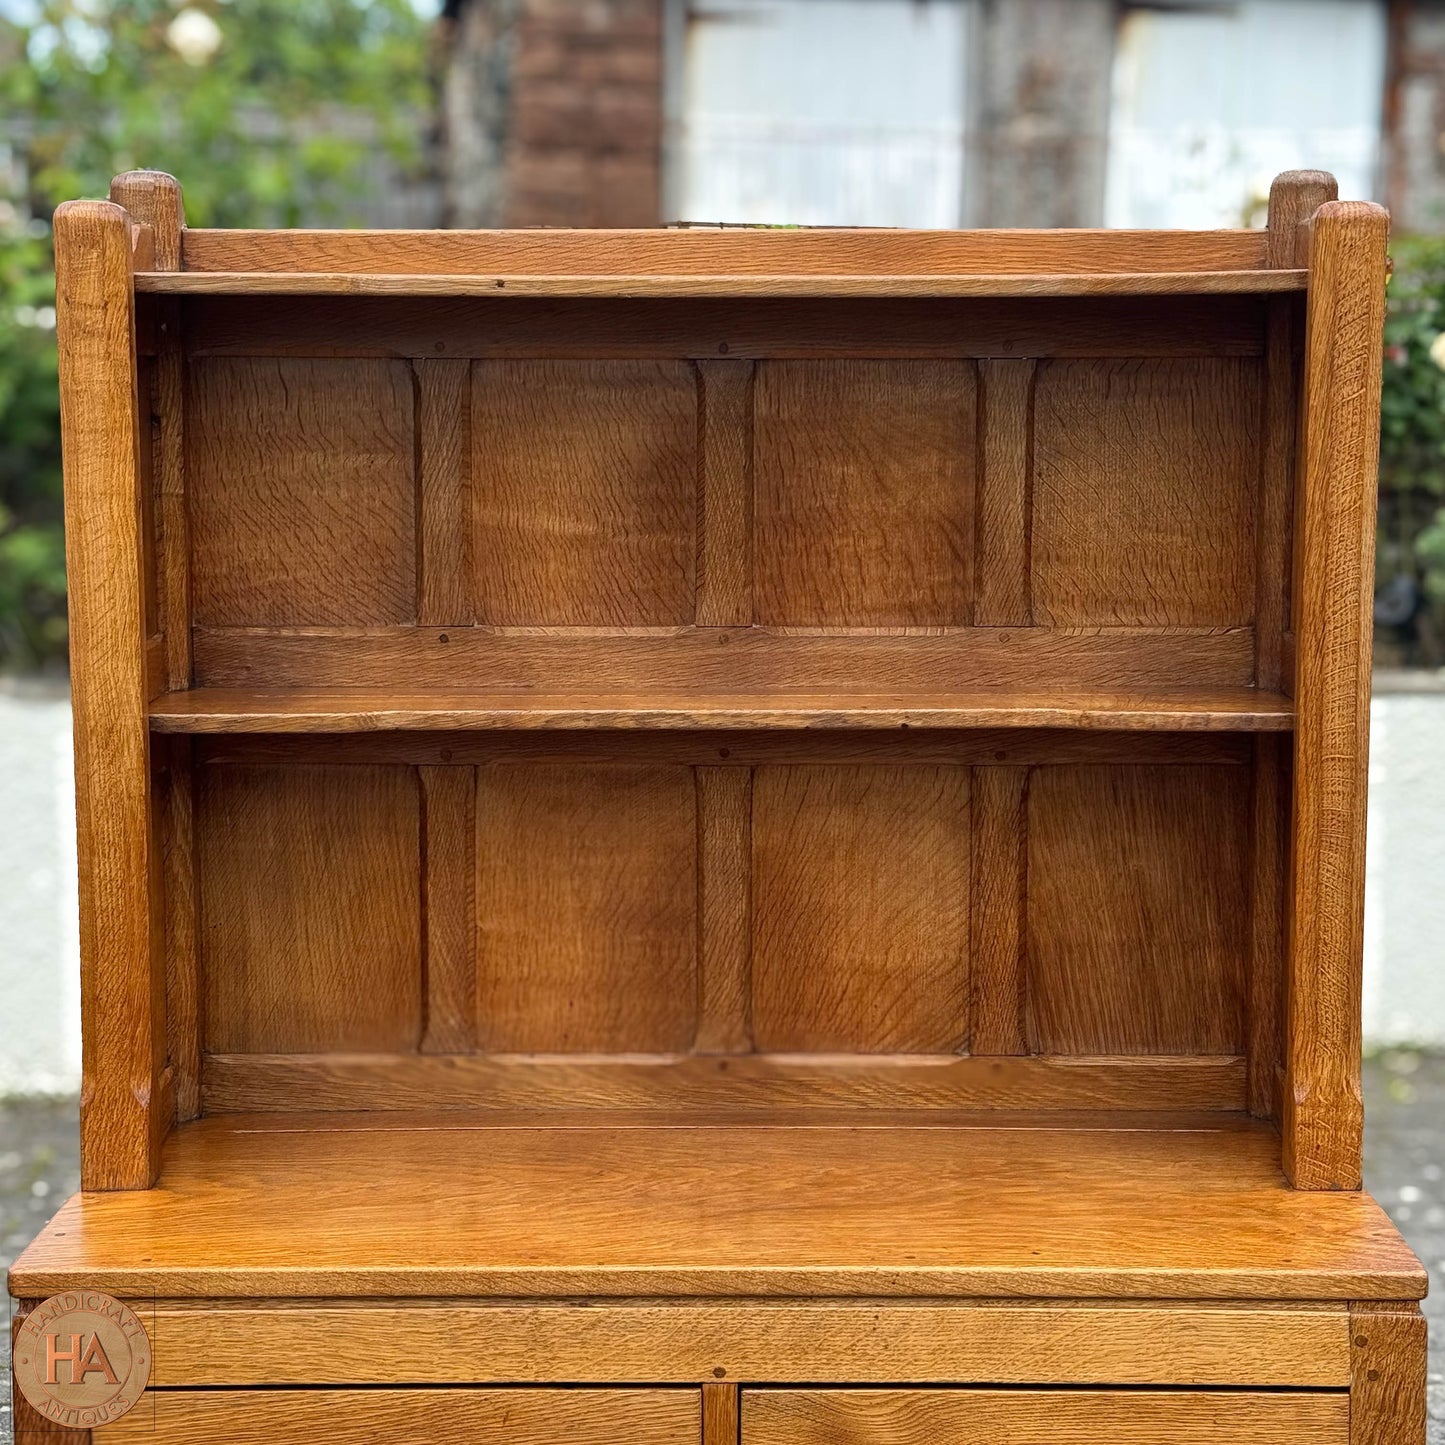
(108, 171, 185, 269)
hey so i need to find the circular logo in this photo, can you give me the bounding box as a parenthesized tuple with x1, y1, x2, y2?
(13, 1292, 150, 1429)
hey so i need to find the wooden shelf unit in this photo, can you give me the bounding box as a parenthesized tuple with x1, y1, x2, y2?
(10, 168, 1427, 1445)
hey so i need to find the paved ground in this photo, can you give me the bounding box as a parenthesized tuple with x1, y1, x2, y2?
(1, 1057, 1442, 1442)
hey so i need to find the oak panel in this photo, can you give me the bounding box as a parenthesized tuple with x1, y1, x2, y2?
(140, 1298, 1352, 1388)
(742, 1389, 1347, 1445)
(203, 1053, 1247, 1113)
(1027, 765, 1248, 1055)
(188, 357, 415, 626)
(1032, 358, 1259, 626)
(199, 764, 421, 1053)
(99, 1388, 698, 1445)
(471, 360, 695, 625)
(191, 624, 1258, 693)
(475, 764, 697, 1051)
(752, 766, 970, 1052)
(755, 360, 974, 625)
(180, 224, 1272, 275)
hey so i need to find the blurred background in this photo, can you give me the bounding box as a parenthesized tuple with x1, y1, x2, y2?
(0, 0, 1443, 1436)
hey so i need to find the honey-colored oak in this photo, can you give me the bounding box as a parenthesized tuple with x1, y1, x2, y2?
(741, 1388, 1348, 1444)
(25, 171, 1424, 1442)
(9, 1112, 1423, 1301)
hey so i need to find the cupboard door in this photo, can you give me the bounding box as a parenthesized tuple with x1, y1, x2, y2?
(741, 1388, 1346, 1444)
(98, 1387, 699, 1444)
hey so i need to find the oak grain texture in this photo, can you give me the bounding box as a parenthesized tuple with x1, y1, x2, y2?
(976, 359, 1035, 626)
(471, 360, 695, 625)
(1032, 358, 1259, 627)
(1267, 170, 1338, 270)
(200, 1053, 1248, 1114)
(193, 728, 1252, 770)
(415, 357, 472, 627)
(53, 199, 164, 1190)
(96, 1388, 699, 1445)
(1027, 766, 1248, 1054)
(970, 766, 1028, 1055)
(752, 766, 970, 1053)
(754, 360, 973, 625)
(198, 763, 422, 1053)
(419, 764, 476, 1053)
(161, 737, 200, 1121)
(741, 1388, 1347, 1445)
(694, 766, 753, 1053)
(137, 268, 1308, 297)
(137, 1297, 1352, 1388)
(702, 1383, 738, 1445)
(187, 357, 416, 626)
(475, 764, 696, 1051)
(1348, 1301, 1427, 1444)
(1248, 735, 1288, 1117)
(1258, 295, 1301, 689)
(695, 359, 754, 627)
(9, 1111, 1424, 1300)
(149, 686, 1295, 732)
(1284, 202, 1390, 1190)
(189, 625, 1259, 694)
(112, 174, 189, 691)
(178, 225, 1274, 277)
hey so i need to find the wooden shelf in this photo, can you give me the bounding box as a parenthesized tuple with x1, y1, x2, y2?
(132, 269, 1308, 298)
(149, 688, 1295, 733)
(10, 1111, 1421, 1301)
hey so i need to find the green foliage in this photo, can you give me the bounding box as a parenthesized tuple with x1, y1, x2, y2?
(1379, 236, 1445, 666)
(0, 227, 64, 669)
(0, 0, 432, 670)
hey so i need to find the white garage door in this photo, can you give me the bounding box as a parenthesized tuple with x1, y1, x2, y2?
(668, 0, 967, 227)
(1106, 0, 1386, 227)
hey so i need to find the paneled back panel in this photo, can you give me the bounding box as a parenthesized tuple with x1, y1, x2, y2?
(198, 764, 422, 1052)
(184, 298, 1273, 696)
(194, 749, 1253, 1063)
(754, 361, 974, 626)
(1031, 359, 1259, 626)
(471, 361, 697, 626)
(182, 296, 1280, 1099)
(189, 358, 416, 626)
(751, 765, 971, 1052)
(475, 764, 697, 1051)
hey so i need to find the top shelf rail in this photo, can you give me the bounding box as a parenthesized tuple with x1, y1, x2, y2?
(132, 269, 1308, 298)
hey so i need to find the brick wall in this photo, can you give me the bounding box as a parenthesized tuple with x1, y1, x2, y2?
(505, 0, 664, 226)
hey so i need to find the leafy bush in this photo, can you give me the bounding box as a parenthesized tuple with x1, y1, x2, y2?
(1379, 236, 1445, 667)
(0, 0, 432, 671)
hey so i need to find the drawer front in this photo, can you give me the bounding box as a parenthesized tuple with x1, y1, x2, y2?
(741, 1388, 1348, 1444)
(97, 1387, 699, 1444)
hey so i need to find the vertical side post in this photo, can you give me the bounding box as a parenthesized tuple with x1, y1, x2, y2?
(1283, 199, 1389, 1190)
(1348, 1302, 1427, 1444)
(1267, 169, 1337, 270)
(108, 171, 189, 691)
(108, 170, 183, 270)
(55, 199, 164, 1189)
